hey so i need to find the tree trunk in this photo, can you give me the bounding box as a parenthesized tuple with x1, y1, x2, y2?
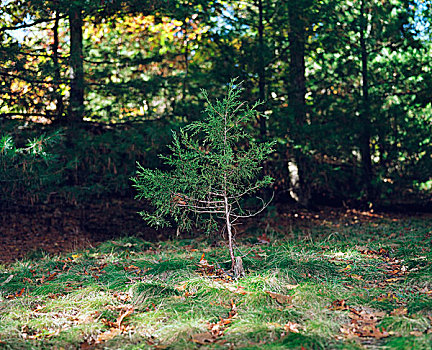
(359, 0, 373, 201)
(52, 10, 64, 121)
(287, 0, 311, 208)
(257, 0, 266, 136)
(182, 19, 189, 99)
(224, 194, 235, 270)
(68, 5, 84, 124)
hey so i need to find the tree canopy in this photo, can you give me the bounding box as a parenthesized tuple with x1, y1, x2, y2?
(1, 0, 432, 207)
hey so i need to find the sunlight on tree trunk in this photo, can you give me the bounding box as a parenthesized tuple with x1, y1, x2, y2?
(288, 0, 312, 208)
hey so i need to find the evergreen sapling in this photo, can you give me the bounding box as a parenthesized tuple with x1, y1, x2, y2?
(132, 82, 275, 277)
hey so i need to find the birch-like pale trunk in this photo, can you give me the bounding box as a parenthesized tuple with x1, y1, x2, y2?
(224, 194, 235, 270)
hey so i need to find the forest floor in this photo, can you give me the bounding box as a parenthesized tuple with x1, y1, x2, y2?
(0, 204, 431, 349)
(0, 198, 170, 264)
(0, 199, 422, 263)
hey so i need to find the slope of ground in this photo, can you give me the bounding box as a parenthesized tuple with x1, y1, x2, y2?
(0, 209, 431, 349)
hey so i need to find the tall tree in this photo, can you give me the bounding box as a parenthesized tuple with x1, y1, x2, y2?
(68, 3, 84, 123)
(306, 0, 432, 202)
(52, 8, 64, 120)
(287, 0, 314, 208)
(257, 0, 266, 136)
(358, 0, 373, 200)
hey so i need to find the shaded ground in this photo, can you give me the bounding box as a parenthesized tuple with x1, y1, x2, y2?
(1, 197, 429, 264)
(0, 198, 170, 264)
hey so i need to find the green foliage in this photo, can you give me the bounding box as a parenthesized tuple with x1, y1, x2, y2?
(0, 120, 176, 204)
(2, 0, 432, 204)
(0, 130, 64, 203)
(132, 82, 275, 232)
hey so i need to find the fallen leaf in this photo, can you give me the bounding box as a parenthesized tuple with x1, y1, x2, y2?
(267, 322, 282, 328)
(385, 278, 400, 283)
(229, 299, 238, 317)
(373, 293, 399, 302)
(6, 287, 25, 299)
(191, 332, 218, 344)
(96, 328, 121, 343)
(266, 291, 293, 304)
(113, 292, 131, 302)
(225, 284, 250, 295)
(329, 299, 349, 311)
(74, 314, 96, 325)
(257, 234, 270, 244)
(193, 298, 238, 345)
(390, 307, 407, 316)
(124, 265, 140, 271)
(47, 272, 58, 281)
(340, 307, 389, 339)
(175, 282, 188, 292)
(357, 246, 369, 254)
(409, 331, 423, 337)
(116, 307, 134, 328)
(283, 321, 300, 333)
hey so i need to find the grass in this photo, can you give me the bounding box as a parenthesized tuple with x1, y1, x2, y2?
(0, 214, 431, 349)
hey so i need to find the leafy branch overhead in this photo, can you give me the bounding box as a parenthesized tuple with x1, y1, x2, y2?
(132, 81, 275, 272)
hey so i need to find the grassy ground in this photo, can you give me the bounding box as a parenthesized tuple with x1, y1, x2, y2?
(0, 213, 431, 349)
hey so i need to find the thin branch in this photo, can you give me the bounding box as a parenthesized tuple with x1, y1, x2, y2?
(208, 190, 225, 197)
(176, 202, 224, 212)
(179, 193, 225, 205)
(207, 100, 225, 119)
(182, 207, 225, 214)
(226, 101, 247, 133)
(231, 192, 274, 220)
(232, 101, 246, 116)
(1, 112, 55, 119)
(0, 16, 67, 32)
(0, 72, 65, 85)
(6, 51, 68, 59)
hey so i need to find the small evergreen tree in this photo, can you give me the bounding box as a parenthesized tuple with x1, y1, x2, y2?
(132, 82, 275, 276)
(0, 130, 63, 204)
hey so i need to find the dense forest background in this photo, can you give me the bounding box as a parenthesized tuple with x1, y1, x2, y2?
(1, 0, 432, 211)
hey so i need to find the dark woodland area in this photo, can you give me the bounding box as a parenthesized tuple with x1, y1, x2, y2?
(1, 0, 432, 349)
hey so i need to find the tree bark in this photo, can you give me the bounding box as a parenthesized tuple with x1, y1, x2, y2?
(68, 5, 84, 124)
(287, 0, 311, 208)
(359, 0, 373, 200)
(257, 0, 266, 136)
(52, 10, 64, 121)
(224, 194, 235, 271)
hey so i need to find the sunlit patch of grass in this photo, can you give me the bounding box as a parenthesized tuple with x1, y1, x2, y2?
(379, 315, 430, 336)
(154, 317, 205, 344)
(0, 217, 431, 348)
(0, 286, 112, 348)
